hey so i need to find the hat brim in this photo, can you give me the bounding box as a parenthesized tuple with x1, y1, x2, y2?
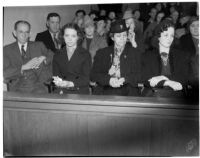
(110, 27, 129, 33)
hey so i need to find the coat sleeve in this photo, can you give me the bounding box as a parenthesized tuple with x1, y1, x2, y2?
(39, 42, 54, 65)
(73, 52, 92, 87)
(123, 50, 141, 87)
(52, 55, 62, 77)
(3, 47, 22, 80)
(90, 50, 111, 86)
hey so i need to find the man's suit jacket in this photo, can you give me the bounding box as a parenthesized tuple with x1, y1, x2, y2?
(53, 46, 92, 94)
(3, 41, 53, 93)
(35, 30, 61, 53)
(91, 44, 141, 96)
(141, 48, 190, 87)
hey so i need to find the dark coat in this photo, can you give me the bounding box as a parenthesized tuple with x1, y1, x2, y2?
(142, 48, 190, 87)
(179, 33, 197, 56)
(3, 41, 53, 93)
(52, 46, 92, 94)
(91, 44, 141, 96)
(35, 30, 64, 53)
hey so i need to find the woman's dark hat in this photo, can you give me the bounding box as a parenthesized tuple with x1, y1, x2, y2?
(110, 19, 129, 33)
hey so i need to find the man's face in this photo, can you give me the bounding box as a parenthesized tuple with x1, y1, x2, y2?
(47, 16, 60, 33)
(112, 31, 127, 48)
(14, 23, 30, 44)
(171, 11, 179, 22)
(149, 8, 157, 19)
(190, 21, 199, 37)
(159, 27, 174, 48)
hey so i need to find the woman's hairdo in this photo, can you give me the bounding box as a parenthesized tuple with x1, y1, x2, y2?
(61, 23, 84, 46)
(154, 19, 175, 38)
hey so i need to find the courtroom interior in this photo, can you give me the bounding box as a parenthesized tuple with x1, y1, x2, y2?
(3, 2, 199, 156)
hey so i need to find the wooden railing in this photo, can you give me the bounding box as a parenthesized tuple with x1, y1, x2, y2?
(3, 92, 199, 156)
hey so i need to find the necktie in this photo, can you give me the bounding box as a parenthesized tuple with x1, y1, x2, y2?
(160, 52, 168, 66)
(21, 45, 27, 59)
(53, 33, 58, 49)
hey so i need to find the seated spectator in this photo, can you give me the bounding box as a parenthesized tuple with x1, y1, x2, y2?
(133, 9, 144, 34)
(180, 17, 199, 101)
(170, 10, 180, 28)
(82, 15, 108, 63)
(4, 20, 53, 93)
(141, 19, 190, 98)
(99, 9, 107, 17)
(175, 13, 191, 39)
(94, 16, 107, 37)
(72, 10, 86, 30)
(35, 13, 63, 53)
(123, 9, 145, 53)
(89, 10, 99, 20)
(179, 16, 198, 56)
(144, 11, 165, 50)
(52, 23, 92, 94)
(91, 19, 141, 96)
(143, 7, 157, 31)
(155, 3, 162, 12)
(108, 11, 116, 22)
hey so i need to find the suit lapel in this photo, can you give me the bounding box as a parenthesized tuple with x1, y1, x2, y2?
(13, 42, 23, 65)
(47, 30, 56, 48)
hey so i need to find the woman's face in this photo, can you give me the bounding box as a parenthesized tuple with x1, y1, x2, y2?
(112, 31, 127, 48)
(63, 28, 79, 47)
(190, 21, 199, 37)
(159, 27, 175, 48)
(85, 25, 95, 37)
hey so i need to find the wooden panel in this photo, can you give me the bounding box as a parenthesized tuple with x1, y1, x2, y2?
(3, 92, 199, 156)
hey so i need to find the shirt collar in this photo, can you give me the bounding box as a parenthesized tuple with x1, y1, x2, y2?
(18, 42, 28, 53)
(159, 46, 170, 55)
(49, 31, 59, 39)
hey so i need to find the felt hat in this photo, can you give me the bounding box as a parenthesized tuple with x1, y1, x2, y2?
(110, 19, 129, 33)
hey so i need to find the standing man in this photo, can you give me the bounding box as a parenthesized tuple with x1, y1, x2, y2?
(35, 12, 63, 53)
(4, 20, 53, 93)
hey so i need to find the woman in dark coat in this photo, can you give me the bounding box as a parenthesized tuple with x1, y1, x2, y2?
(52, 23, 92, 94)
(180, 16, 199, 102)
(91, 19, 141, 96)
(141, 19, 191, 97)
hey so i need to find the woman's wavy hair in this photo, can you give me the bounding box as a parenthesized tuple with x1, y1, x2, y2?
(60, 23, 84, 46)
(151, 19, 175, 48)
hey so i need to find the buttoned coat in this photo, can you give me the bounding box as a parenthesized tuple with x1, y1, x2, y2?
(53, 46, 92, 94)
(91, 44, 141, 96)
(3, 41, 53, 93)
(141, 48, 190, 87)
(141, 48, 191, 97)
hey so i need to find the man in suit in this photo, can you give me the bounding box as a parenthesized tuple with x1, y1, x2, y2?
(91, 19, 141, 96)
(35, 12, 63, 53)
(4, 20, 53, 93)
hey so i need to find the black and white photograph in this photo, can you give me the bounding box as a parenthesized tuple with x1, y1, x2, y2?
(2, 0, 199, 156)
